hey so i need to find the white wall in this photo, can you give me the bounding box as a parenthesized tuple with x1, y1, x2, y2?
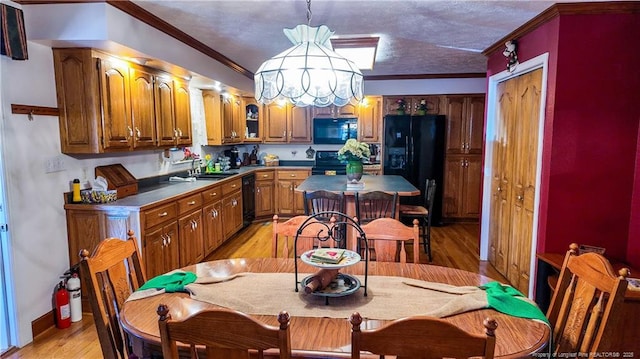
(0, 1, 486, 347)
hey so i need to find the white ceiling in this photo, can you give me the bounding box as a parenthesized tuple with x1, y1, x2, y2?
(130, 0, 620, 78)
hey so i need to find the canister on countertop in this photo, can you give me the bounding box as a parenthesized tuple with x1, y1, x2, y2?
(72, 179, 81, 203)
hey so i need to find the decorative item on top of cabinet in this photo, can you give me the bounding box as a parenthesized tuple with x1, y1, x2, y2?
(444, 95, 485, 154)
(264, 102, 311, 143)
(53, 48, 191, 153)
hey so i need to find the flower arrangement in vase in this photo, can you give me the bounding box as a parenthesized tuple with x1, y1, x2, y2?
(417, 99, 428, 115)
(338, 139, 371, 184)
(395, 98, 407, 115)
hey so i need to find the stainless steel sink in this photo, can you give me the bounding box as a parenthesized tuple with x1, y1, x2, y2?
(194, 172, 238, 180)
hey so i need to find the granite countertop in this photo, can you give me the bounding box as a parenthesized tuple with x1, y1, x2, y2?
(64, 164, 313, 210)
(296, 175, 419, 196)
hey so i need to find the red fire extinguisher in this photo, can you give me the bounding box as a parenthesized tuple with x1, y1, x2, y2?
(55, 281, 71, 329)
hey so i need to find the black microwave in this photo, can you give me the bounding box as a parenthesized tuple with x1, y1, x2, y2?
(313, 118, 358, 144)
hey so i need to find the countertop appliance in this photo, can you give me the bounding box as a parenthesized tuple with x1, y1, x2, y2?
(383, 114, 446, 225)
(313, 118, 357, 144)
(311, 150, 346, 175)
(225, 146, 240, 169)
(242, 173, 255, 227)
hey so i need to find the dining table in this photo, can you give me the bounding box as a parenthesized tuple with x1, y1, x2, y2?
(120, 257, 550, 358)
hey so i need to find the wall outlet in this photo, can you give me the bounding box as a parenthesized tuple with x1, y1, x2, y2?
(44, 156, 66, 173)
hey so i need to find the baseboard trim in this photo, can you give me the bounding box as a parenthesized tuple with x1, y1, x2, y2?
(31, 310, 55, 338)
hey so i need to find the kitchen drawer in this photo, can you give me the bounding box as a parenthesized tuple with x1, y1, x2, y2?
(277, 170, 310, 180)
(201, 185, 222, 204)
(177, 193, 203, 215)
(222, 178, 242, 196)
(255, 170, 275, 181)
(144, 202, 177, 229)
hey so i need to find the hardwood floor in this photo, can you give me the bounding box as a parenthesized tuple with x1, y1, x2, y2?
(3, 221, 505, 359)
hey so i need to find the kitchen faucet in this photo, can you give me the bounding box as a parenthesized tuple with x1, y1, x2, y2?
(188, 158, 202, 177)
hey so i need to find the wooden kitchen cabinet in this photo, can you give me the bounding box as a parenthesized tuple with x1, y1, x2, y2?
(53, 48, 190, 153)
(276, 169, 310, 215)
(142, 201, 180, 278)
(144, 221, 179, 279)
(222, 95, 244, 143)
(383, 95, 443, 116)
(255, 170, 275, 218)
(203, 89, 223, 145)
(173, 78, 192, 146)
(202, 185, 223, 255)
(177, 193, 204, 266)
(221, 179, 243, 240)
(311, 103, 358, 118)
(243, 97, 263, 143)
(444, 95, 485, 154)
(264, 103, 311, 143)
(129, 65, 158, 149)
(442, 155, 482, 220)
(157, 77, 192, 147)
(358, 96, 382, 142)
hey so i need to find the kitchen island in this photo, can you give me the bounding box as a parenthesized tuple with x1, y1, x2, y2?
(296, 175, 420, 250)
(296, 174, 420, 196)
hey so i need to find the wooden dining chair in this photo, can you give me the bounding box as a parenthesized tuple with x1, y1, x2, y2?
(303, 190, 346, 220)
(354, 191, 398, 224)
(79, 230, 147, 359)
(157, 304, 292, 359)
(546, 243, 630, 354)
(358, 217, 420, 263)
(350, 312, 498, 359)
(399, 179, 436, 261)
(272, 215, 335, 257)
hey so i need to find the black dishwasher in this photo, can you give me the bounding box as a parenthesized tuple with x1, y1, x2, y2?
(241, 173, 255, 227)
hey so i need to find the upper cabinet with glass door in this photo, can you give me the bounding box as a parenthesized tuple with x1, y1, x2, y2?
(243, 97, 262, 143)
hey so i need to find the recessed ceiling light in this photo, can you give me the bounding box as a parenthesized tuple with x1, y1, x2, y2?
(330, 37, 379, 71)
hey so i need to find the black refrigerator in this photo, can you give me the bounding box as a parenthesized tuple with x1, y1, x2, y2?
(383, 114, 445, 225)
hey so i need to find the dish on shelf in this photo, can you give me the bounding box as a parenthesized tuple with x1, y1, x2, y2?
(300, 249, 361, 269)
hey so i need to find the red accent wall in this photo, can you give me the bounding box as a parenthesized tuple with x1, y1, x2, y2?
(486, 12, 640, 268)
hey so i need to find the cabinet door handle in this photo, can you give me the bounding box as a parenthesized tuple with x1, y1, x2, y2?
(257, 187, 260, 194)
(161, 234, 167, 247)
(127, 126, 134, 139)
(135, 127, 141, 139)
(211, 210, 216, 218)
(290, 174, 296, 177)
(516, 195, 524, 201)
(232, 184, 237, 188)
(173, 129, 178, 139)
(497, 186, 502, 192)
(263, 174, 269, 178)
(177, 128, 183, 137)
(213, 209, 218, 218)
(210, 192, 217, 197)
(289, 131, 292, 138)
(188, 200, 196, 205)
(158, 212, 168, 217)
(283, 131, 286, 138)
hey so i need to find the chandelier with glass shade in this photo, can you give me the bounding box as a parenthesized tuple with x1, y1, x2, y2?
(254, 0, 364, 108)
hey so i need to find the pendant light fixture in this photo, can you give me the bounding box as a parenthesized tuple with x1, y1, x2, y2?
(254, 0, 364, 108)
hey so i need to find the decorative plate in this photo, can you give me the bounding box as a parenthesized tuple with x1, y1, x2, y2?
(300, 249, 361, 269)
(300, 273, 361, 297)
